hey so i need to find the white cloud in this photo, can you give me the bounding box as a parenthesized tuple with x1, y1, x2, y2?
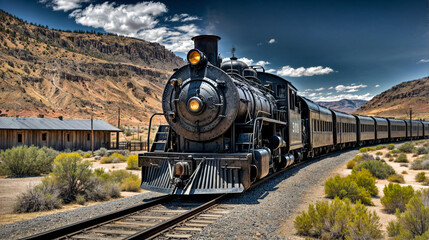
(335, 84, 367, 92)
(303, 93, 373, 102)
(328, 86, 334, 90)
(268, 38, 276, 44)
(418, 59, 429, 63)
(315, 87, 325, 91)
(375, 84, 380, 87)
(166, 13, 201, 22)
(68, 2, 201, 53)
(276, 65, 334, 77)
(266, 69, 276, 73)
(223, 57, 270, 67)
(40, 0, 90, 12)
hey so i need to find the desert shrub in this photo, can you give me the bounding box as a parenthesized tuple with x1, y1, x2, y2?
(94, 147, 107, 157)
(294, 198, 381, 239)
(0, 145, 58, 176)
(395, 153, 408, 163)
(385, 152, 392, 158)
(361, 153, 375, 161)
(415, 147, 429, 155)
(347, 160, 356, 169)
(387, 220, 401, 237)
(0, 165, 8, 176)
(399, 142, 415, 153)
(107, 170, 134, 183)
(85, 177, 120, 201)
(353, 154, 364, 163)
(349, 168, 379, 196)
(388, 192, 429, 239)
(388, 174, 405, 183)
(76, 194, 85, 205)
(387, 144, 395, 150)
(83, 153, 91, 158)
(376, 144, 386, 150)
(353, 160, 395, 179)
(416, 172, 426, 182)
(360, 147, 375, 153)
(52, 153, 93, 202)
(375, 156, 380, 160)
(120, 176, 141, 192)
(325, 169, 377, 205)
(402, 170, 408, 174)
(400, 163, 408, 168)
(389, 158, 394, 162)
(100, 157, 111, 164)
(381, 183, 415, 213)
(126, 155, 139, 170)
(410, 159, 429, 170)
(14, 187, 62, 213)
(392, 149, 400, 154)
(375, 151, 383, 156)
(100, 153, 125, 164)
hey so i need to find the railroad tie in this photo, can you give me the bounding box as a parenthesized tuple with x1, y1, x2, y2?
(164, 233, 192, 239)
(175, 227, 203, 232)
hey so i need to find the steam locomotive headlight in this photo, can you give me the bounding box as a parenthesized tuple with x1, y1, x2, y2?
(188, 50, 201, 64)
(187, 49, 207, 67)
(187, 97, 203, 113)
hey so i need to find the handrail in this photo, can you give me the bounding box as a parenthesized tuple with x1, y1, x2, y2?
(251, 117, 287, 161)
(147, 113, 164, 152)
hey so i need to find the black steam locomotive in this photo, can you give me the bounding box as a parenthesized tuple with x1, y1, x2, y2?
(138, 35, 429, 195)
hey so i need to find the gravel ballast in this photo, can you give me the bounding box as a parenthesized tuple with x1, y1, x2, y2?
(194, 148, 360, 239)
(0, 191, 164, 239)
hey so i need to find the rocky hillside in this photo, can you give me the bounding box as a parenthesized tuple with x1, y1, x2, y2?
(354, 77, 429, 119)
(317, 99, 368, 113)
(0, 10, 185, 126)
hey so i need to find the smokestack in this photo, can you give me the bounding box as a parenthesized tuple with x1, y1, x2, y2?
(192, 35, 221, 67)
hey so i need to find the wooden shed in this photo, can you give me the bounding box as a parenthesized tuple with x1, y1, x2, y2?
(0, 117, 121, 151)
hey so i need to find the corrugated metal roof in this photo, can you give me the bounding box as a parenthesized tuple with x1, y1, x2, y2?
(0, 117, 122, 131)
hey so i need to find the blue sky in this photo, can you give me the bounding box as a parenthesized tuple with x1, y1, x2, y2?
(1, 0, 428, 102)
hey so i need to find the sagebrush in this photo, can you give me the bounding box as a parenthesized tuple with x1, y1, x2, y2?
(294, 198, 382, 239)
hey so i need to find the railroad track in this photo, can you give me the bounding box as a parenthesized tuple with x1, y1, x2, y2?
(21, 156, 318, 240)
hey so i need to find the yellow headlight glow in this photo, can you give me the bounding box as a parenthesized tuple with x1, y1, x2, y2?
(189, 99, 200, 112)
(188, 50, 201, 64)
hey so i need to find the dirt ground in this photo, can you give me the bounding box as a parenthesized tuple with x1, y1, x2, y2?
(0, 154, 144, 226)
(0, 176, 44, 214)
(277, 141, 429, 239)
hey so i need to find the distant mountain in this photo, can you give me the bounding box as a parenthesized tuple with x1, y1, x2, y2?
(317, 99, 368, 113)
(0, 10, 185, 126)
(354, 77, 429, 119)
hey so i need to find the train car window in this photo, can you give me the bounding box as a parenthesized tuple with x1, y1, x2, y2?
(277, 85, 286, 98)
(289, 89, 295, 110)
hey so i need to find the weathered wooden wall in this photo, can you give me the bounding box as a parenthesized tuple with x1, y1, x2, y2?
(0, 130, 112, 151)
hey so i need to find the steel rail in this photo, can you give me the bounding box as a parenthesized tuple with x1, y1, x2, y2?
(20, 195, 174, 240)
(124, 194, 227, 239)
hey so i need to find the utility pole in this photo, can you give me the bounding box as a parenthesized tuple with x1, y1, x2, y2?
(137, 123, 140, 141)
(117, 107, 120, 149)
(91, 103, 94, 156)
